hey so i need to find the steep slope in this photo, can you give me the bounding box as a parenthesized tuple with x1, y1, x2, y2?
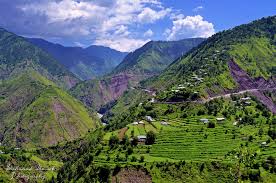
(0, 28, 79, 89)
(0, 28, 97, 148)
(71, 38, 204, 109)
(28, 38, 127, 80)
(0, 70, 98, 148)
(147, 16, 276, 112)
(113, 38, 205, 76)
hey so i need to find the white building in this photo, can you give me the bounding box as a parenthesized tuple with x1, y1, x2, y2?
(137, 135, 147, 142)
(145, 116, 154, 122)
(200, 119, 209, 123)
(161, 121, 169, 125)
(216, 117, 225, 121)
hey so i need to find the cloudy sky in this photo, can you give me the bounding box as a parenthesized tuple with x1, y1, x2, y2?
(0, 0, 275, 52)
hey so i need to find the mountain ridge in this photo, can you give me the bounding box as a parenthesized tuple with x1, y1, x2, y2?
(27, 38, 128, 80)
(71, 38, 205, 110)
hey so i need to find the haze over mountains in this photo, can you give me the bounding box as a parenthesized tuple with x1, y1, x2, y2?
(27, 38, 128, 80)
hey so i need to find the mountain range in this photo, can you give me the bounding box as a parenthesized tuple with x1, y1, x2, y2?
(1, 15, 276, 183)
(27, 38, 128, 80)
(0, 28, 98, 148)
(71, 38, 205, 110)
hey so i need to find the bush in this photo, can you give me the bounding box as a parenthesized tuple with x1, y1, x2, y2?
(268, 128, 276, 140)
(109, 135, 119, 148)
(140, 155, 145, 162)
(131, 156, 137, 162)
(248, 169, 261, 182)
(207, 121, 216, 128)
(146, 131, 156, 145)
(127, 147, 133, 155)
(131, 137, 138, 146)
(121, 135, 129, 145)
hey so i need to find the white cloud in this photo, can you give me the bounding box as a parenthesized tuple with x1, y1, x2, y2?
(8, 1, 215, 52)
(94, 37, 150, 52)
(137, 7, 171, 23)
(144, 29, 154, 37)
(166, 15, 215, 40)
(21, 0, 107, 23)
(18, 0, 166, 51)
(193, 6, 204, 12)
(74, 41, 85, 47)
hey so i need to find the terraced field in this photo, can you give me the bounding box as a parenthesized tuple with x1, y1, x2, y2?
(150, 117, 241, 161)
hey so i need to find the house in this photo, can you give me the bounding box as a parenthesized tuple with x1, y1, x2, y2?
(132, 122, 139, 125)
(233, 121, 238, 126)
(150, 98, 155, 103)
(97, 113, 103, 119)
(102, 123, 107, 126)
(0, 150, 4, 154)
(171, 89, 180, 93)
(241, 97, 251, 101)
(145, 116, 154, 122)
(261, 142, 268, 147)
(138, 121, 144, 124)
(200, 118, 209, 123)
(137, 135, 147, 142)
(244, 101, 251, 105)
(216, 117, 225, 121)
(161, 121, 169, 125)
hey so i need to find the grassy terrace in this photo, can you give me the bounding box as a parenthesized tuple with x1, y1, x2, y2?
(100, 95, 276, 167)
(150, 117, 241, 161)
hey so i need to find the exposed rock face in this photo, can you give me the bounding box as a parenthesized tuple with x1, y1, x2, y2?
(106, 73, 131, 100)
(228, 60, 276, 113)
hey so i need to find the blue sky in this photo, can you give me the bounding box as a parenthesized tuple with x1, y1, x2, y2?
(0, 0, 275, 52)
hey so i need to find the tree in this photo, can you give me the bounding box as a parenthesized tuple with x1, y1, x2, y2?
(146, 131, 156, 145)
(140, 155, 145, 162)
(131, 137, 138, 146)
(127, 147, 133, 155)
(131, 156, 137, 162)
(121, 135, 129, 145)
(109, 135, 119, 148)
(207, 121, 216, 128)
(268, 128, 276, 140)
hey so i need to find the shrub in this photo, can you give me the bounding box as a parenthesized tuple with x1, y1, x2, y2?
(131, 137, 138, 146)
(146, 131, 156, 145)
(109, 135, 119, 148)
(207, 121, 216, 128)
(140, 155, 145, 162)
(131, 156, 137, 162)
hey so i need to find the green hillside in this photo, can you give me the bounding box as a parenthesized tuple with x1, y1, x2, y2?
(0, 28, 79, 89)
(71, 39, 204, 110)
(28, 38, 128, 80)
(0, 70, 98, 148)
(147, 16, 276, 97)
(51, 15, 276, 183)
(113, 38, 205, 75)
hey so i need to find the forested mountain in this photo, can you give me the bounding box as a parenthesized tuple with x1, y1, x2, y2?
(1, 15, 276, 183)
(71, 38, 204, 110)
(0, 28, 79, 89)
(0, 28, 98, 148)
(28, 38, 127, 80)
(148, 16, 276, 94)
(113, 38, 205, 75)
